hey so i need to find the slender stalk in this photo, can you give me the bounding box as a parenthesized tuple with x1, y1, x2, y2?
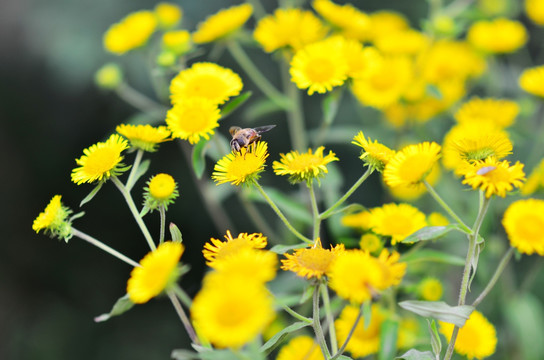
(125, 149, 144, 191)
(115, 82, 167, 114)
(331, 302, 365, 360)
(112, 176, 156, 250)
(238, 192, 278, 241)
(167, 290, 200, 345)
(226, 40, 291, 110)
(321, 284, 338, 354)
(278, 301, 313, 323)
(312, 282, 331, 359)
(172, 283, 193, 308)
(309, 183, 321, 241)
(423, 181, 471, 234)
(159, 206, 166, 244)
(245, 0, 266, 19)
(320, 167, 373, 220)
(280, 59, 307, 151)
(472, 247, 515, 307)
(71, 228, 140, 268)
(254, 181, 312, 243)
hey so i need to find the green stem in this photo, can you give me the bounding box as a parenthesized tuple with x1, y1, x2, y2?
(172, 283, 193, 308)
(309, 183, 321, 241)
(254, 181, 312, 243)
(112, 176, 156, 250)
(166, 290, 200, 345)
(423, 181, 471, 234)
(238, 191, 278, 242)
(159, 205, 166, 244)
(472, 247, 515, 307)
(320, 167, 373, 220)
(125, 149, 144, 191)
(278, 302, 313, 323)
(321, 284, 338, 354)
(280, 59, 307, 151)
(71, 228, 140, 268)
(331, 302, 365, 360)
(115, 82, 167, 115)
(312, 282, 331, 359)
(226, 40, 291, 110)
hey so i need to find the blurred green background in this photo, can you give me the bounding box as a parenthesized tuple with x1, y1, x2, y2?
(2, 0, 544, 359)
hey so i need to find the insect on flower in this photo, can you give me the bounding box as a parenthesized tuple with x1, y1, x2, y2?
(229, 125, 276, 153)
(477, 166, 497, 175)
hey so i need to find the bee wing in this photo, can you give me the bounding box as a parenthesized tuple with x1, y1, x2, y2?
(229, 126, 242, 136)
(254, 125, 276, 134)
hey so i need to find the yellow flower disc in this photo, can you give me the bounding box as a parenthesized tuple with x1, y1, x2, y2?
(467, 17, 528, 54)
(212, 141, 269, 186)
(455, 97, 519, 129)
(419, 277, 443, 301)
(155, 2, 182, 29)
(526, 0, 544, 25)
(273, 146, 339, 184)
(520, 65, 544, 97)
(502, 198, 544, 255)
(352, 131, 395, 171)
(281, 239, 345, 279)
(116, 124, 171, 152)
(203, 230, 268, 266)
(368, 203, 427, 245)
(148, 173, 177, 200)
(103, 11, 157, 55)
(212, 247, 278, 284)
(166, 97, 220, 144)
(277, 335, 324, 360)
(383, 142, 441, 187)
(460, 157, 526, 198)
(192, 4, 253, 43)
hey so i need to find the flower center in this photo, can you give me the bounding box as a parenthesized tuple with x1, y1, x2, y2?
(84, 147, 119, 175)
(516, 214, 544, 242)
(306, 57, 336, 82)
(188, 75, 228, 101)
(297, 248, 333, 272)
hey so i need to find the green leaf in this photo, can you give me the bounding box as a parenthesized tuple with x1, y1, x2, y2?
(402, 225, 464, 243)
(363, 301, 372, 329)
(400, 249, 465, 266)
(247, 186, 313, 225)
(468, 241, 484, 291)
(379, 319, 399, 360)
(192, 138, 211, 179)
(69, 211, 85, 222)
(220, 91, 252, 119)
(94, 294, 135, 322)
(269, 242, 308, 254)
(139, 205, 151, 218)
(322, 88, 343, 125)
(505, 293, 544, 360)
(396, 349, 435, 360)
(244, 97, 284, 121)
(260, 321, 311, 355)
(127, 159, 150, 190)
(80, 182, 104, 207)
(171, 349, 201, 360)
(398, 301, 473, 327)
(427, 319, 441, 359)
(426, 84, 442, 99)
(322, 203, 366, 219)
(170, 223, 183, 243)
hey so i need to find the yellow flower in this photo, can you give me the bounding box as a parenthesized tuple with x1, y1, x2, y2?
(366, 11, 409, 42)
(162, 30, 191, 55)
(335, 304, 384, 358)
(170, 62, 243, 105)
(442, 122, 513, 174)
(273, 146, 339, 185)
(397, 317, 420, 349)
(383, 142, 441, 188)
(277, 335, 324, 360)
(143, 173, 179, 211)
(127, 241, 184, 304)
(313, 0, 371, 41)
(351, 56, 413, 109)
(345, 44, 383, 79)
(460, 157, 526, 198)
(439, 310, 497, 359)
(165, 97, 220, 145)
(387, 164, 441, 201)
(32, 195, 73, 240)
(191, 271, 275, 348)
(368, 203, 427, 245)
(519, 65, 544, 97)
(419, 277, 443, 301)
(94, 63, 123, 89)
(521, 158, 544, 195)
(428, 212, 449, 226)
(71, 134, 130, 185)
(290, 37, 349, 95)
(526, 0, 544, 25)
(213, 247, 278, 284)
(116, 124, 171, 152)
(341, 210, 372, 230)
(359, 233, 383, 254)
(467, 18, 528, 54)
(377, 249, 407, 286)
(212, 141, 269, 186)
(155, 2, 182, 29)
(502, 198, 544, 255)
(104, 11, 157, 55)
(374, 29, 429, 56)
(455, 97, 519, 129)
(281, 239, 345, 279)
(203, 230, 268, 267)
(253, 8, 327, 53)
(352, 131, 395, 171)
(192, 4, 252, 44)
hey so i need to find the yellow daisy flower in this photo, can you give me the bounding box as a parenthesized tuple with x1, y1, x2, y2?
(366, 11, 409, 42)
(212, 141, 269, 186)
(273, 146, 339, 185)
(351, 56, 413, 109)
(165, 97, 221, 145)
(191, 271, 275, 348)
(519, 65, 544, 97)
(170, 62, 243, 105)
(419, 277, 443, 301)
(521, 158, 544, 195)
(162, 30, 191, 55)
(502, 198, 544, 255)
(116, 124, 171, 152)
(352, 131, 395, 171)
(281, 238, 345, 279)
(103, 11, 157, 55)
(455, 97, 519, 129)
(94, 63, 123, 90)
(368, 203, 427, 245)
(212, 247, 278, 284)
(32, 195, 73, 240)
(383, 142, 442, 188)
(526, 0, 544, 25)
(359, 233, 383, 254)
(344, 43, 383, 79)
(439, 310, 497, 360)
(202, 230, 268, 267)
(71, 134, 130, 185)
(377, 248, 407, 286)
(428, 212, 449, 226)
(387, 163, 441, 201)
(460, 157, 526, 198)
(154, 2, 182, 29)
(277, 335, 324, 360)
(127, 241, 184, 304)
(192, 3, 253, 44)
(143, 173, 179, 211)
(397, 317, 420, 350)
(467, 17, 528, 54)
(341, 210, 372, 230)
(374, 29, 429, 56)
(290, 37, 349, 95)
(335, 304, 384, 358)
(312, 0, 371, 41)
(253, 8, 328, 53)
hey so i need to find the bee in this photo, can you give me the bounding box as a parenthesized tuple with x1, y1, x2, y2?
(229, 125, 276, 153)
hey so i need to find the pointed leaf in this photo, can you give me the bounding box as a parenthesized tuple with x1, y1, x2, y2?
(128, 159, 150, 190)
(427, 319, 441, 358)
(94, 294, 134, 322)
(363, 301, 372, 329)
(192, 138, 210, 179)
(69, 211, 85, 222)
(398, 301, 473, 327)
(220, 91, 252, 119)
(139, 205, 151, 218)
(170, 222, 183, 243)
(80, 182, 104, 207)
(322, 88, 343, 125)
(260, 321, 311, 355)
(402, 225, 464, 243)
(396, 349, 435, 360)
(321, 203, 366, 219)
(400, 249, 465, 266)
(269, 242, 308, 254)
(379, 319, 399, 360)
(171, 349, 201, 360)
